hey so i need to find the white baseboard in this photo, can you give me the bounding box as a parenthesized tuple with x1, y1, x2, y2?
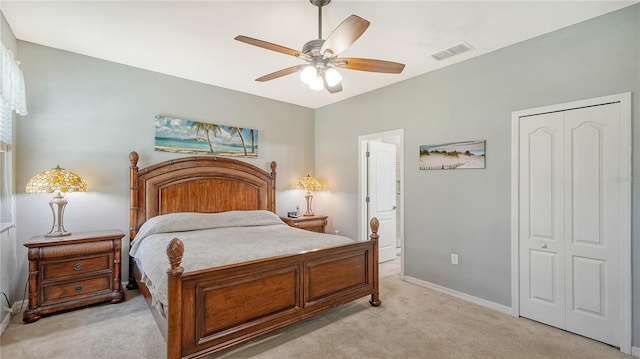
(403, 275, 512, 315)
(631, 346, 640, 357)
(11, 299, 27, 314)
(0, 311, 10, 336)
(0, 299, 27, 337)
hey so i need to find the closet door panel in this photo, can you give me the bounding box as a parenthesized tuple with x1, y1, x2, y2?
(519, 112, 564, 328)
(563, 104, 621, 347)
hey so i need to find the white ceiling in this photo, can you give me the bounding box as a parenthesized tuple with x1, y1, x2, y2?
(2, 1, 636, 109)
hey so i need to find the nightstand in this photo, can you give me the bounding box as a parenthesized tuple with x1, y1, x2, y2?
(23, 230, 125, 323)
(280, 215, 328, 233)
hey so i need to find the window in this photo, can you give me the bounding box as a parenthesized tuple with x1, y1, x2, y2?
(0, 42, 28, 231)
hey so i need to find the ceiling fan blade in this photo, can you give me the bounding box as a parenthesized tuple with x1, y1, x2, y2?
(235, 35, 308, 59)
(322, 74, 343, 94)
(320, 15, 370, 58)
(255, 65, 307, 82)
(336, 58, 405, 74)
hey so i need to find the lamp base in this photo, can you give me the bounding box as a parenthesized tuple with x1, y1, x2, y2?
(303, 191, 315, 216)
(46, 191, 71, 237)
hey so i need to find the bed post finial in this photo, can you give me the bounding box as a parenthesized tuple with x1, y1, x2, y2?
(369, 217, 381, 307)
(369, 218, 379, 236)
(166, 238, 185, 276)
(129, 151, 139, 166)
(369, 217, 379, 240)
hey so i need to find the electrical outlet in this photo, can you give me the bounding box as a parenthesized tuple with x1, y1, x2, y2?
(3, 306, 14, 314)
(451, 253, 459, 265)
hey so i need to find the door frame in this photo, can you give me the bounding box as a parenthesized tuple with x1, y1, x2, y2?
(510, 93, 631, 354)
(358, 129, 404, 273)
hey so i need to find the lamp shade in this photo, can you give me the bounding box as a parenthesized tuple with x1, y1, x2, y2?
(26, 165, 88, 194)
(296, 175, 321, 191)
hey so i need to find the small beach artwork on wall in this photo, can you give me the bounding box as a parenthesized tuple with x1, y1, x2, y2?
(419, 140, 485, 170)
(154, 115, 258, 158)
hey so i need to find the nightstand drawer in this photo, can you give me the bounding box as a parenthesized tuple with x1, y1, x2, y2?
(304, 227, 324, 233)
(280, 215, 328, 233)
(42, 254, 113, 281)
(43, 275, 112, 303)
(294, 218, 326, 229)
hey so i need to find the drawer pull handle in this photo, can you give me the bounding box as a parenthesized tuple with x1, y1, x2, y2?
(75, 285, 83, 292)
(73, 263, 83, 271)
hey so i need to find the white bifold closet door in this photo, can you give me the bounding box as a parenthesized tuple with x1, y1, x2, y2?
(519, 102, 621, 347)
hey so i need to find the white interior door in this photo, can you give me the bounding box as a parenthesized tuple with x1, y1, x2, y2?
(563, 104, 621, 345)
(519, 111, 565, 329)
(518, 101, 623, 347)
(367, 141, 397, 263)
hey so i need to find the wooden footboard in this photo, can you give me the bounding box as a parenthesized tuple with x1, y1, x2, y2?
(165, 218, 380, 359)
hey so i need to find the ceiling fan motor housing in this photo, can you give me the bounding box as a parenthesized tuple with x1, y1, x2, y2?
(302, 39, 335, 72)
(302, 39, 325, 56)
(310, 0, 331, 7)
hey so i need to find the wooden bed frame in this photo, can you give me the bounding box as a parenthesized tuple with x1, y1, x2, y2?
(127, 151, 380, 359)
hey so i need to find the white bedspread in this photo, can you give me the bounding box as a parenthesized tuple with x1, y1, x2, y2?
(129, 210, 356, 312)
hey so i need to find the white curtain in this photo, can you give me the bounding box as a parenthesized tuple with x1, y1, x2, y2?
(0, 42, 27, 117)
(0, 41, 27, 226)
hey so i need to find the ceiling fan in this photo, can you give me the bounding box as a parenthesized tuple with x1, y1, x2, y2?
(234, 0, 405, 94)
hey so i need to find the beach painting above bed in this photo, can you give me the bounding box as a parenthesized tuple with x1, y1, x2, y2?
(419, 140, 485, 170)
(154, 115, 258, 157)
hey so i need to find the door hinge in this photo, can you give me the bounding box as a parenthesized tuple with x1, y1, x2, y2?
(365, 196, 370, 203)
(366, 151, 370, 158)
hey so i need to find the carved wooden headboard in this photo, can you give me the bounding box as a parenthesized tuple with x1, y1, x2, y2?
(128, 151, 276, 241)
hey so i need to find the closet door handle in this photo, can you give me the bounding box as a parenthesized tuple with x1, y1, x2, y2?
(540, 243, 547, 249)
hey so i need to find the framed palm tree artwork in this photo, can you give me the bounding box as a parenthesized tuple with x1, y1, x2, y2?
(154, 115, 258, 158)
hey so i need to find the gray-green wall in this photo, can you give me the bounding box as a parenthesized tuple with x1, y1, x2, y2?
(315, 4, 640, 345)
(13, 42, 316, 299)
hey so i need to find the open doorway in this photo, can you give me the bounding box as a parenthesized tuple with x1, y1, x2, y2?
(358, 129, 404, 277)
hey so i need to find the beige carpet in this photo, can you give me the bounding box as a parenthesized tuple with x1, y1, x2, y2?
(0, 260, 631, 359)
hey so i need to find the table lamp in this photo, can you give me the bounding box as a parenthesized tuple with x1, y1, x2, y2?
(26, 165, 88, 237)
(296, 174, 322, 216)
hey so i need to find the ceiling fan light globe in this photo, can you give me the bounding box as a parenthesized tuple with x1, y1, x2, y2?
(309, 76, 324, 91)
(300, 66, 317, 85)
(325, 67, 342, 87)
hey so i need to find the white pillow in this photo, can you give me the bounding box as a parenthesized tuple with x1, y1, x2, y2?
(133, 210, 284, 242)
